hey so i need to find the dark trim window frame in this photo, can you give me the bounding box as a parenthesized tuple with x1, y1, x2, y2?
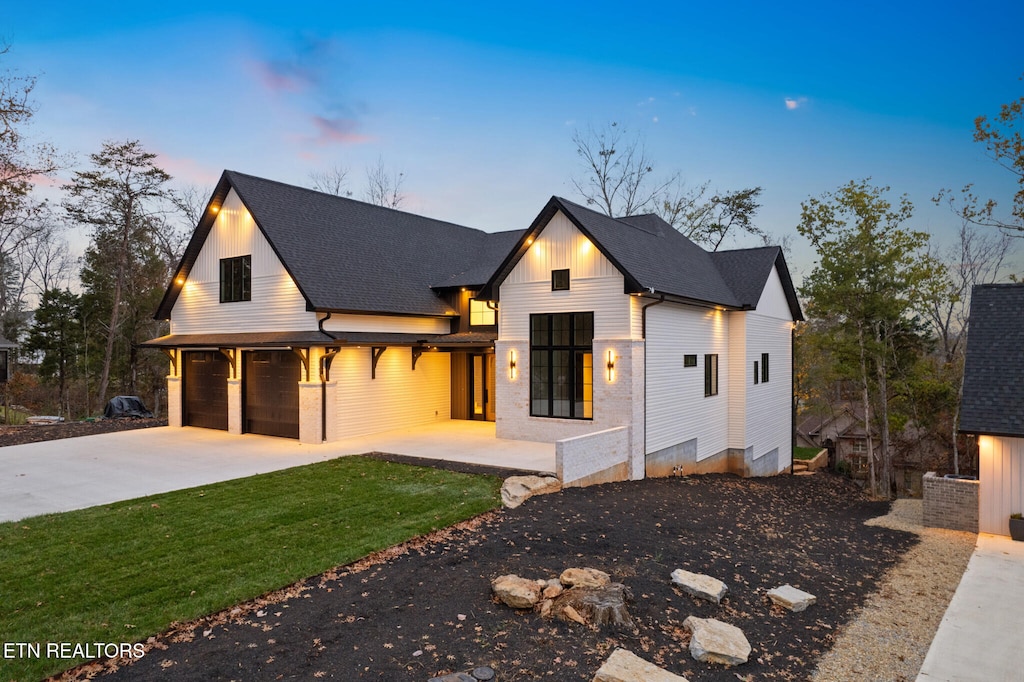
(683, 354, 697, 368)
(754, 360, 759, 385)
(530, 312, 593, 419)
(761, 352, 770, 383)
(704, 353, 718, 397)
(551, 269, 570, 291)
(220, 255, 252, 303)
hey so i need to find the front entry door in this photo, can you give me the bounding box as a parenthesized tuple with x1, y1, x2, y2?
(470, 353, 496, 422)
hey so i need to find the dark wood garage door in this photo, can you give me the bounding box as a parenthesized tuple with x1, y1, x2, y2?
(244, 350, 299, 439)
(183, 351, 229, 430)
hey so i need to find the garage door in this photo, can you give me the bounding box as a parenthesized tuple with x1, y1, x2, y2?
(244, 350, 299, 439)
(183, 351, 229, 430)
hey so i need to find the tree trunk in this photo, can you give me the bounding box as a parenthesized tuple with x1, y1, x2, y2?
(858, 325, 876, 495)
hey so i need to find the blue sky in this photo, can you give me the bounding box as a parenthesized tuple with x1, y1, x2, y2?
(6, 1, 1023, 277)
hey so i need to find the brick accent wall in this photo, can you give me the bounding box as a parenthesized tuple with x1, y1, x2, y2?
(557, 426, 630, 487)
(923, 471, 979, 533)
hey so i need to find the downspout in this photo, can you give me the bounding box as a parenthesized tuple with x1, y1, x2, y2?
(640, 293, 666, 472)
(318, 313, 340, 442)
(791, 324, 796, 476)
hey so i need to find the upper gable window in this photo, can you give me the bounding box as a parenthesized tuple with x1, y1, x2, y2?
(220, 255, 251, 303)
(469, 299, 496, 326)
(551, 269, 570, 291)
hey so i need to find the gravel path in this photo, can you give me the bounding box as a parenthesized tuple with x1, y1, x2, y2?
(811, 499, 977, 681)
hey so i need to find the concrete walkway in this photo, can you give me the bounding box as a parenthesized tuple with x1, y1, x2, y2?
(0, 421, 555, 523)
(917, 533, 1024, 681)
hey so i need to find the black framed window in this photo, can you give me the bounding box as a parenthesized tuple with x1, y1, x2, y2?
(530, 312, 593, 419)
(761, 353, 769, 383)
(754, 360, 759, 384)
(704, 353, 718, 397)
(220, 255, 251, 303)
(551, 269, 570, 291)
(683, 354, 697, 368)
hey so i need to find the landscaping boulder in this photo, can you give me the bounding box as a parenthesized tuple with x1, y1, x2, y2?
(491, 574, 542, 609)
(683, 616, 751, 666)
(593, 647, 690, 682)
(560, 567, 611, 588)
(670, 568, 728, 604)
(767, 584, 817, 612)
(500, 475, 561, 508)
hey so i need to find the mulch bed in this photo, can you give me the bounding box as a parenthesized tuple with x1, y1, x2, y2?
(0, 418, 167, 447)
(60, 472, 913, 682)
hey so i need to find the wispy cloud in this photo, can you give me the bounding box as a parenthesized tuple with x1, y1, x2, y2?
(785, 97, 808, 110)
(310, 116, 372, 145)
(154, 152, 221, 186)
(246, 59, 313, 93)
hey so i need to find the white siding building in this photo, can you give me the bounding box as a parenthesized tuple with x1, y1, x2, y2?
(147, 172, 803, 485)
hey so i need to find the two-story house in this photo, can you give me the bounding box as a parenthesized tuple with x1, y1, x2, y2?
(144, 170, 803, 483)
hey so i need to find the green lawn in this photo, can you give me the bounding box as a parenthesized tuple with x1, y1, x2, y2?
(794, 446, 823, 461)
(0, 456, 502, 681)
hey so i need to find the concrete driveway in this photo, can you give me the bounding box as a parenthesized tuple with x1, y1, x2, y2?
(0, 422, 555, 523)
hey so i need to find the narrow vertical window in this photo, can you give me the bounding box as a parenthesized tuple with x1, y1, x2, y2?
(753, 360, 759, 385)
(761, 352, 769, 383)
(704, 354, 718, 396)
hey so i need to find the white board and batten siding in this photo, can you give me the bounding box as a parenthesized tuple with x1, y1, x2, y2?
(979, 435, 1024, 535)
(171, 189, 314, 334)
(645, 304, 730, 459)
(330, 347, 451, 440)
(499, 211, 631, 341)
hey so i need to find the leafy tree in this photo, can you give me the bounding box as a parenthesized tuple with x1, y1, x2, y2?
(63, 140, 174, 407)
(798, 180, 943, 498)
(24, 288, 82, 416)
(973, 83, 1024, 232)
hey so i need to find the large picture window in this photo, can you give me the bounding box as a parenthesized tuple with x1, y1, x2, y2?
(530, 312, 593, 419)
(220, 255, 251, 303)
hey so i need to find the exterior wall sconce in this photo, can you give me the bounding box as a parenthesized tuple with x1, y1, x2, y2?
(606, 350, 615, 381)
(509, 349, 517, 380)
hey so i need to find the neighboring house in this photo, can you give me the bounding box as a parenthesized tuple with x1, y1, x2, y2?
(798, 404, 945, 496)
(144, 171, 803, 482)
(960, 283, 1024, 536)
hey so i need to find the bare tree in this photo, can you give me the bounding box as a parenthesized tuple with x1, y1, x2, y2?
(309, 165, 352, 197)
(925, 219, 1013, 474)
(666, 186, 765, 251)
(571, 122, 674, 217)
(364, 157, 405, 208)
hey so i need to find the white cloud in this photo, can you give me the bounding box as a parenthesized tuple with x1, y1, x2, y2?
(785, 97, 808, 110)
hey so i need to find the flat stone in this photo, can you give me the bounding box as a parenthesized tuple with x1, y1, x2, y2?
(561, 567, 611, 588)
(683, 616, 751, 666)
(491, 574, 542, 609)
(670, 568, 728, 604)
(471, 667, 496, 681)
(542, 582, 564, 599)
(500, 475, 561, 508)
(767, 584, 817, 612)
(593, 647, 690, 682)
(427, 674, 475, 682)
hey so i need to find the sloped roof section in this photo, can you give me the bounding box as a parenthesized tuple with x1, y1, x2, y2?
(710, 246, 804, 321)
(960, 283, 1024, 437)
(156, 171, 519, 320)
(483, 197, 801, 318)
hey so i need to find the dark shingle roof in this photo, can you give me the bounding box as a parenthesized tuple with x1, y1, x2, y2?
(482, 197, 801, 317)
(710, 246, 804, 321)
(156, 171, 518, 319)
(960, 284, 1024, 437)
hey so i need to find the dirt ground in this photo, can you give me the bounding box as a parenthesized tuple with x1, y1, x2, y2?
(0, 418, 167, 447)
(59, 471, 915, 682)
